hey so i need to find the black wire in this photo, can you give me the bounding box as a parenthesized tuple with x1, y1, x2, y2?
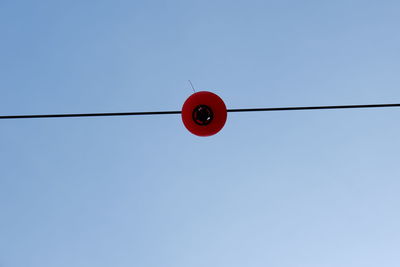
(1, 103, 399, 120)
(0, 111, 181, 120)
(227, 103, 400, 113)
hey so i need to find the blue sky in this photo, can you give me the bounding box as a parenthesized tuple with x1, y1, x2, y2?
(1, 0, 400, 266)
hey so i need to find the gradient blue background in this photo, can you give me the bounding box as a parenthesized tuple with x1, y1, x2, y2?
(1, 1, 400, 266)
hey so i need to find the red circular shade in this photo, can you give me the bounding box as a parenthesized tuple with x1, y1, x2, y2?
(181, 91, 227, 137)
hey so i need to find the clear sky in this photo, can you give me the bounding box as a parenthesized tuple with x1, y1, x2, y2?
(1, 0, 400, 266)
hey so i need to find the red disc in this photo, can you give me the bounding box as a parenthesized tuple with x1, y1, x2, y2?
(181, 91, 227, 137)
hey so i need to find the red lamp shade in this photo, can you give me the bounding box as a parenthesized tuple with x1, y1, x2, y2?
(181, 91, 227, 137)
